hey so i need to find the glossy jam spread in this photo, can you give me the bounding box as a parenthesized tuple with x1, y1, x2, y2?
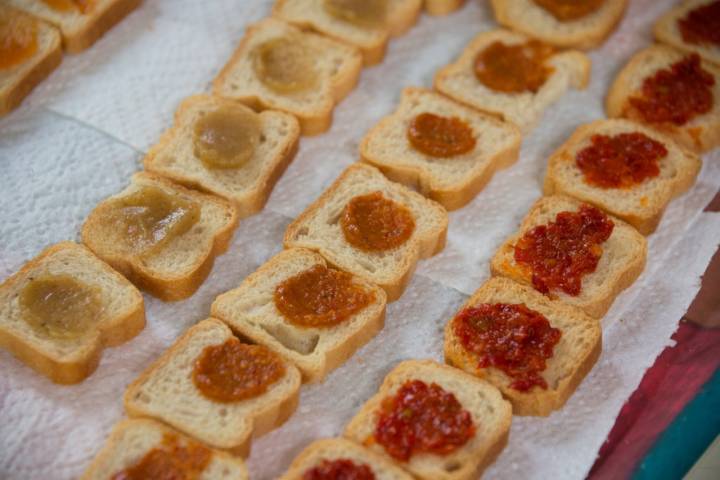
(341, 192, 415, 252)
(407, 113, 476, 158)
(514, 204, 615, 296)
(678, 0, 720, 46)
(274, 264, 374, 328)
(453, 303, 562, 392)
(42, 0, 94, 14)
(19, 274, 102, 340)
(532, 0, 604, 21)
(192, 338, 285, 403)
(302, 459, 376, 480)
(374, 380, 475, 461)
(474, 40, 555, 94)
(0, 11, 38, 71)
(110, 433, 211, 480)
(575, 132, 667, 189)
(253, 37, 319, 94)
(193, 105, 261, 169)
(323, 0, 387, 28)
(628, 54, 715, 126)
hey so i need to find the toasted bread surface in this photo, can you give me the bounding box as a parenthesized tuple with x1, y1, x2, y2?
(654, 0, 720, 67)
(425, 0, 466, 16)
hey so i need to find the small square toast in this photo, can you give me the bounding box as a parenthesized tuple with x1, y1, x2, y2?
(654, 0, 720, 67)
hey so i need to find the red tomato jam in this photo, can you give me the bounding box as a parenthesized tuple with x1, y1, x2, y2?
(110, 434, 211, 480)
(629, 54, 715, 126)
(302, 459, 376, 480)
(374, 380, 475, 461)
(514, 204, 614, 296)
(678, 0, 720, 46)
(575, 132, 667, 188)
(453, 303, 562, 392)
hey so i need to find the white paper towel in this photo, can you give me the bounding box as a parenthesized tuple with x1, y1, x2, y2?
(0, 0, 719, 479)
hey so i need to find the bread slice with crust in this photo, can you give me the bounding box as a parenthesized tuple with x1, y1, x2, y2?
(0, 242, 145, 384)
(434, 28, 590, 132)
(344, 360, 512, 480)
(490, 0, 628, 49)
(543, 119, 702, 235)
(0, 6, 62, 117)
(144, 95, 300, 219)
(360, 87, 521, 210)
(81, 172, 239, 301)
(124, 318, 301, 457)
(490, 195, 647, 318)
(279, 438, 414, 480)
(654, 0, 720, 67)
(444, 276, 601, 416)
(424, 0, 465, 16)
(80, 418, 249, 480)
(5, 0, 141, 53)
(283, 163, 448, 302)
(212, 248, 387, 383)
(606, 44, 720, 153)
(273, 0, 422, 65)
(213, 17, 362, 136)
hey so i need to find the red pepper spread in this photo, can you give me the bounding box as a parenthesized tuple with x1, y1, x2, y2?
(474, 40, 555, 94)
(678, 0, 720, 46)
(407, 112, 476, 158)
(341, 192, 415, 252)
(302, 459, 376, 480)
(111, 433, 211, 480)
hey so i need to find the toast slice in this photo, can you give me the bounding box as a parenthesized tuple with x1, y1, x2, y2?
(543, 118, 702, 235)
(5, 0, 141, 53)
(124, 318, 301, 456)
(654, 0, 720, 67)
(425, 0, 465, 16)
(273, 0, 422, 66)
(283, 163, 448, 302)
(279, 437, 414, 480)
(490, 0, 628, 49)
(444, 276, 601, 416)
(144, 94, 300, 219)
(344, 360, 512, 480)
(80, 418, 249, 480)
(360, 87, 521, 210)
(81, 172, 238, 301)
(213, 17, 362, 136)
(0, 242, 145, 384)
(490, 195, 647, 318)
(0, 6, 62, 116)
(212, 248, 387, 383)
(606, 44, 720, 153)
(434, 29, 590, 132)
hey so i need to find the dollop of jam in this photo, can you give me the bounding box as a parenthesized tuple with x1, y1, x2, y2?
(193, 105, 261, 169)
(192, 338, 285, 403)
(322, 0, 387, 28)
(374, 380, 475, 461)
(274, 264, 374, 328)
(453, 303, 562, 392)
(340, 192, 415, 252)
(532, 0, 605, 21)
(514, 204, 615, 296)
(575, 132, 667, 189)
(407, 113, 476, 158)
(110, 433, 211, 480)
(628, 54, 715, 126)
(253, 37, 319, 94)
(302, 459, 376, 480)
(678, 0, 720, 46)
(0, 10, 38, 71)
(474, 40, 555, 94)
(41, 0, 94, 14)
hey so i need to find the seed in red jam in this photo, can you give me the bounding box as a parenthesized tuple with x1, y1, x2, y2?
(453, 303, 562, 392)
(678, 0, 720, 47)
(374, 380, 475, 461)
(575, 132, 667, 189)
(513, 204, 614, 296)
(302, 459, 376, 480)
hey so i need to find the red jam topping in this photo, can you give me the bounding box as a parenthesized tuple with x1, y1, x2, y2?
(514, 204, 615, 296)
(532, 0, 605, 21)
(0, 10, 38, 71)
(407, 112, 476, 157)
(341, 192, 416, 252)
(110, 433, 211, 480)
(374, 380, 475, 461)
(474, 40, 555, 94)
(575, 132, 667, 189)
(453, 303, 562, 392)
(678, 0, 720, 46)
(302, 459, 376, 480)
(629, 54, 715, 126)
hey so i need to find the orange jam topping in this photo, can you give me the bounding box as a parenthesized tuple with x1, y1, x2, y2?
(374, 380, 475, 461)
(532, 0, 605, 21)
(192, 338, 285, 403)
(274, 264, 374, 328)
(302, 459, 376, 480)
(678, 0, 720, 46)
(407, 113, 476, 158)
(0, 11, 38, 71)
(322, 0, 387, 28)
(110, 433, 211, 480)
(575, 132, 667, 189)
(514, 204, 615, 296)
(341, 192, 415, 252)
(453, 303, 562, 392)
(42, 0, 94, 14)
(474, 40, 555, 94)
